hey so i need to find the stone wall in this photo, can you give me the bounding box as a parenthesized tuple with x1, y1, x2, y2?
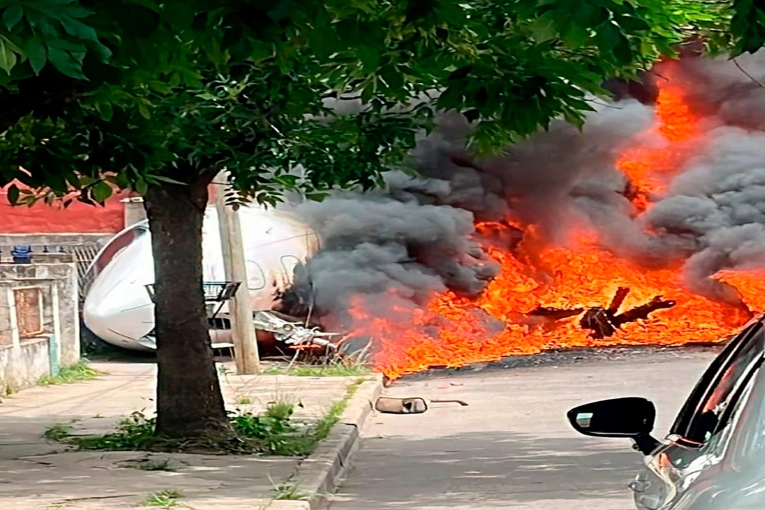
(0, 263, 80, 394)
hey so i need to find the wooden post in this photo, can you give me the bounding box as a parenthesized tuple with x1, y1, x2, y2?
(213, 172, 260, 374)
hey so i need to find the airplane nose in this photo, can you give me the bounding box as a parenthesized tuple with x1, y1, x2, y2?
(83, 280, 155, 347)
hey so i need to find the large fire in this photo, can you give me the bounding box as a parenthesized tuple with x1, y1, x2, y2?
(348, 62, 765, 381)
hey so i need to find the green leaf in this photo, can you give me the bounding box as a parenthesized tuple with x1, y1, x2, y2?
(250, 40, 275, 63)
(596, 22, 634, 64)
(138, 102, 151, 119)
(617, 15, 651, 32)
(47, 46, 86, 79)
(26, 36, 47, 74)
(149, 80, 172, 94)
(574, 3, 609, 28)
(6, 184, 19, 205)
(436, 86, 463, 110)
(91, 181, 113, 203)
(2, 4, 24, 30)
(161, 1, 196, 29)
(0, 37, 17, 74)
(134, 178, 149, 196)
(529, 17, 557, 42)
(59, 15, 98, 41)
(357, 44, 380, 72)
(448, 65, 473, 80)
(304, 192, 329, 202)
(151, 175, 186, 185)
(405, 0, 436, 23)
(561, 22, 591, 48)
(95, 101, 113, 121)
(612, 33, 634, 63)
(63, 170, 81, 188)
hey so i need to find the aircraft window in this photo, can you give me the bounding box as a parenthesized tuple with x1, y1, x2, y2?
(246, 261, 266, 290)
(91, 224, 148, 276)
(281, 255, 301, 279)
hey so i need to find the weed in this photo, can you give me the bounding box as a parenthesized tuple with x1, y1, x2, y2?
(312, 378, 364, 442)
(142, 489, 183, 508)
(265, 401, 295, 421)
(43, 423, 75, 442)
(38, 360, 103, 386)
(262, 357, 371, 378)
(272, 483, 309, 501)
(130, 458, 177, 472)
(73, 411, 162, 451)
(235, 395, 253, 405)
(230, 402, 309, 455)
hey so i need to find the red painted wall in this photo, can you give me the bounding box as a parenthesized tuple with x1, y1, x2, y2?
(0, 188, 126, 234)
(0, 183, 220, 235)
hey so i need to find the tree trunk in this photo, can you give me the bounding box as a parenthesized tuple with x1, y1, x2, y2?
(143, 179, 232, 438)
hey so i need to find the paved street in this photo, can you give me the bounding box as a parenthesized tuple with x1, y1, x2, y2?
(330, 348, 718, 510)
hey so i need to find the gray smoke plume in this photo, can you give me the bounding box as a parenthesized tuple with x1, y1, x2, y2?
(284, 51, 765, 325)
(288, 180, 500, 319)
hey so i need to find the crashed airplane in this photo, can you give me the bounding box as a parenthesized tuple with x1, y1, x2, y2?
(82, 204, 334, 352)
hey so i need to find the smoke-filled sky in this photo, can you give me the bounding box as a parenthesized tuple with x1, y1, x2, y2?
(283, 51, 765, 323)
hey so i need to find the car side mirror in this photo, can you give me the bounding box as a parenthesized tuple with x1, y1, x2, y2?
(568, 397, 656, 438)
(375, 397, 428, 414)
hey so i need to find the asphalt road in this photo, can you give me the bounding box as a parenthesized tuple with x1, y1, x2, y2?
(329, 348, 718, 510)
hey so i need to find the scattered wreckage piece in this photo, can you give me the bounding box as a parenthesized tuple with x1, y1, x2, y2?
(252, 310, 342, 348)
(374, 396, 470, 414)
(524, 286, 676, 339)
(580, 289, 676, 339)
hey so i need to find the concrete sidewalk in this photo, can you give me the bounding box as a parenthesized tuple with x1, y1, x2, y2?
(0, 361, 379, 509)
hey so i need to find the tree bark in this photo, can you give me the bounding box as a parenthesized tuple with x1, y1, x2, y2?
(143, 178, 232, 438)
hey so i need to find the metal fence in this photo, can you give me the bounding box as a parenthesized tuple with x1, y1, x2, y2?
(0, 242, 105, 305)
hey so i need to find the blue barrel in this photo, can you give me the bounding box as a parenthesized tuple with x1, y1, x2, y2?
(11, 245, 32, 264)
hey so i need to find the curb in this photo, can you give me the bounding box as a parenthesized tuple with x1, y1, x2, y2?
(285, 374, 384, 510)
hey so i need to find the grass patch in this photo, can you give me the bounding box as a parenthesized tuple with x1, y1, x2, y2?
(127, 458, 177, 472)
(235, 395, 253, 405)
(272, 482, 310, 501)
(43, 423, 75, 442)
(38, 360, 102, 386)
(45, 379, 366, 457)
(142, 489, 183, 508)
(314, 379, 363, 441)
(263, 359, 371, 377)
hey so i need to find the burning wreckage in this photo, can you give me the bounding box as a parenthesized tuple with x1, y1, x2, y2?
(86, 52, 765, 380)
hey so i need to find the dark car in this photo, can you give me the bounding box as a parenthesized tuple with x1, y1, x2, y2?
(567, 315, 765, 510)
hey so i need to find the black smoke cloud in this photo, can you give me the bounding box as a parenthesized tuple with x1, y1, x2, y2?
(281, 52, 765, 323)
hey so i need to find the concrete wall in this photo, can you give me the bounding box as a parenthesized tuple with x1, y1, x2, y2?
(0, 264, 80, 394)
(0, 233, 112, 250)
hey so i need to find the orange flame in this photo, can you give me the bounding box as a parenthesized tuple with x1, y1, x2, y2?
(616, 64, 699, 212)
(347, 61, 765, 380)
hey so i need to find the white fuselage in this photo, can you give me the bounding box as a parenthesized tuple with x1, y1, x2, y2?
(82, 205, 319, 351)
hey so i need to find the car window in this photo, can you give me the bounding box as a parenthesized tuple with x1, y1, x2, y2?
(672, 321, 765, 444)
(705, 368, 758, 456)
(729, 364, 765, 467)
(671, 321, 757, 437)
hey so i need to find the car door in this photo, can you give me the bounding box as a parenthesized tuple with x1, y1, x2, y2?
(630, 319, 765, 510)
